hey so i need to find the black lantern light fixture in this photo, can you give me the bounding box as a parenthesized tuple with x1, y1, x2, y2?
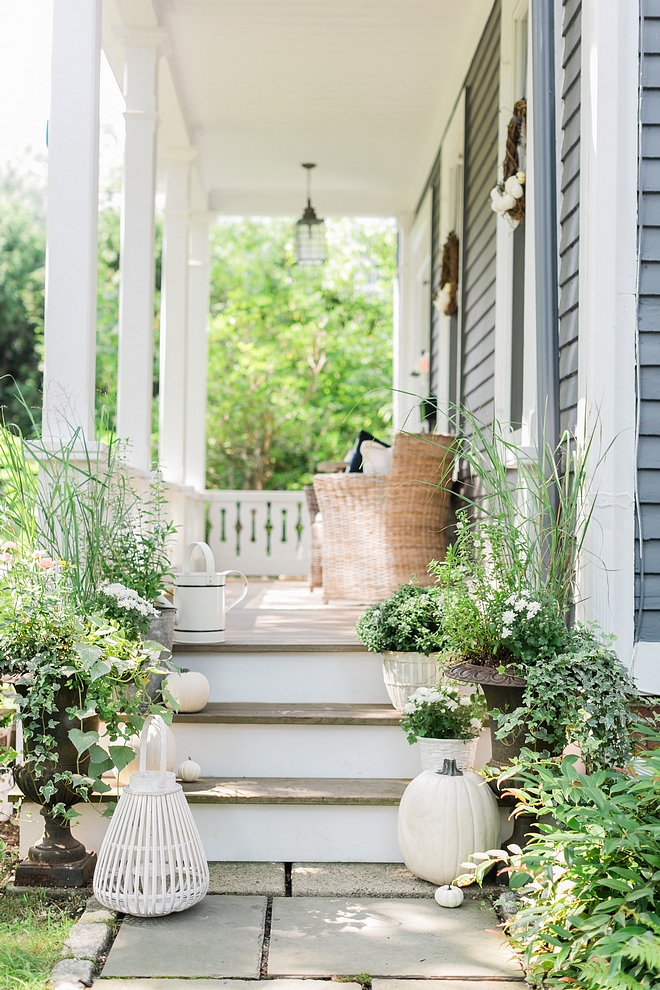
(295, 163, 326, 266)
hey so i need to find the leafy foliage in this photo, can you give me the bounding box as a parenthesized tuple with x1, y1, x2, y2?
(431, 512, 568, 668)
(400, 685, 486, 743)
(206, 217, 395, 489)
(495, 625, 636, 769)
(456, 738, 660, 989)
(0, 888, 88, 990)
(0, 550, 167, 818)
(355, 582, 447, 655)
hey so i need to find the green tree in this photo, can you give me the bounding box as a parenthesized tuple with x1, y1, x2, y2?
(207, 217, 395, 489)
(0, 190, 45, 432)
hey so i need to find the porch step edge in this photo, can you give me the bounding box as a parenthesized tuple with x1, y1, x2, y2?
(172, 702, 402, 725)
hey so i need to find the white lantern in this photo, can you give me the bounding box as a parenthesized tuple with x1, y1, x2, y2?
(173, 542, 248, 645)
(94, 715, 209, 917)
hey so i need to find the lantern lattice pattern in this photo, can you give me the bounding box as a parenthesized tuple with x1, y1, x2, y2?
(295, 213, 326, 266)
(93, 716, 209, 917)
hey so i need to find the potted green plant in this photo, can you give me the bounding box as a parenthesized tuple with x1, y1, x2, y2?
(355, 582, 447, 710)
(401, 684, 486, 771)
(0, 546, 165, 886)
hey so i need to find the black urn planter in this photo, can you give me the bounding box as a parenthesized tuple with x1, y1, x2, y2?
(448, 661, 536, 875)
(14, 684, 99, 887)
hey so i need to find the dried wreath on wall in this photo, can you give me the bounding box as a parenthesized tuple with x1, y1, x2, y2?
(432, 230, 459, 316)
(490, 98, 526, 228)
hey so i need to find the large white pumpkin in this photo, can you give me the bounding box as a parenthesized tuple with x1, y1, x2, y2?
(164, 669, 210, 713)
(118, 721, 177, 785)
(397, 759, 500, 886)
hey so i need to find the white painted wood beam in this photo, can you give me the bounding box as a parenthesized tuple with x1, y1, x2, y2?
(576, 0, 638, 673)
(184, 212, 213, 491)
(159, 149, 197, 484)
(42, 0, 102, 441)
(115, 26, 165, 473)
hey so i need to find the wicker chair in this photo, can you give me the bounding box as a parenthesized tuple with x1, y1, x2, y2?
(303, 485, 323, 590)
(313, 432, 455, 604)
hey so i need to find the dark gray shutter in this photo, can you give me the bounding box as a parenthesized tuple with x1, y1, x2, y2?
(558, 0, 581, 435)
(637, 0, 660, 639)
(460, 1, 501, 425)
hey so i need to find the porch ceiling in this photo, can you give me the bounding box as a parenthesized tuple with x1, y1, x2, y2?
(105, 0, 493, 217)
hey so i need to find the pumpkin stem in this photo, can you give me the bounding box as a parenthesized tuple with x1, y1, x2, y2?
(436, 758, 463, 777)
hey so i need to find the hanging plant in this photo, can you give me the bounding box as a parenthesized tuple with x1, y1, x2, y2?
(489, 99, 526, 228)
(432, 231, 459, 316)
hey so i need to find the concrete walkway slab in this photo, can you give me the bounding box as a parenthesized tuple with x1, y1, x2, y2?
(101, 896, 266, 978)
(373, 982, 525, 990)
(292, 863, 436, 897)
(98, 983, 362, 990)
(268, 897, 521, 978)
(208, 861, 285, 895)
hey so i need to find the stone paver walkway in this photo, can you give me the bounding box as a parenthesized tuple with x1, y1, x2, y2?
(99, 894, 523, 984)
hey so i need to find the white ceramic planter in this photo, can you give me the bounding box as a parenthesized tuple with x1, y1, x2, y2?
(417, 736, 478, 773)
(381, 651, 440, 711)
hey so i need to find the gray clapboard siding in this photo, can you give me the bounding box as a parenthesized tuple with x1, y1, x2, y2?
(638, 1, 660, 641)
(460, 0, 500, 426)
(558, 0, 581, 435)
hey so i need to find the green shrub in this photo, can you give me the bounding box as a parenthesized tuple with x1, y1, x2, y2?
(355, 582, 446, 655)
(457, 734, 660, 989)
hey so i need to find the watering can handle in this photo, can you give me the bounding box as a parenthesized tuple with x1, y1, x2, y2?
(138, 714, 168, 788)
(182, 541, 216, 575)
(219, 570, 249, 611)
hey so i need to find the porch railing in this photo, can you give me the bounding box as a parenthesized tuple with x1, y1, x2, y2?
(203, 490, 310, 577)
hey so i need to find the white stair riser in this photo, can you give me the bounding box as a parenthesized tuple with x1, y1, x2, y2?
(171, 723, 420, 778)
(173, 651, 392, 704)
(18, 799, 513, 863)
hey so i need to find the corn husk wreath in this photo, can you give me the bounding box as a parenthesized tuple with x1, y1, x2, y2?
(93, 715, 209, 916)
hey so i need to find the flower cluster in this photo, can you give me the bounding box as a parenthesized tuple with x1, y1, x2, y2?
(96, 583, 159, 641)
(100, 583, 158, 619)
(400, 684, 487, 744)
(500, 594, 542, 639)
(0, 542, 57, 570)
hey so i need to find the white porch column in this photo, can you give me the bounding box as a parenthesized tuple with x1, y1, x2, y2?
(42, 0, 101, 440)
(159, 150, 196, 484)
(184, 212, 213, 490)
(393, 215, 425, 433)
(115, 28, 165, 473)
(575, 1, 638, 670)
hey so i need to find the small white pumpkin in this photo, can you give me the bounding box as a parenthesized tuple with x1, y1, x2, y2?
(397, 758, 500, 886)
(164, 668, 210, 713)
(435, 884, 464, 908)
(178, 758, 201, 782)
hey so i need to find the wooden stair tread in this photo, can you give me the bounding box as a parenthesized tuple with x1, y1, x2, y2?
(180, 776, 410, 804)
(9, 776, 410, 806)
(172, 702, 402, 725)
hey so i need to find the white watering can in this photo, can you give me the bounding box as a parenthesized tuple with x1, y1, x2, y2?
(173, 542, 248, 645)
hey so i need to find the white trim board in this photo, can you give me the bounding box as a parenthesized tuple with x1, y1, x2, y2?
(630, 642, 660, 696)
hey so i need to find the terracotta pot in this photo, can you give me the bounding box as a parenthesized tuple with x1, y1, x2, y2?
(14, 683, 99, 886)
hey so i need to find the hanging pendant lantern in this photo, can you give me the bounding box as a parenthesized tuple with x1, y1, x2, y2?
(295, 163, 326, 266)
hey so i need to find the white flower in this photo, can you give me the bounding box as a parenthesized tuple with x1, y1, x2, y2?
(526, 601, 541, 618)
(506, 594, 517, 606)
(446, 699, 459, 712)
(502, 610, 516, 625)
(501, 627, 512, 638)
(459, 696, 472, 707)
(513, 598, 528, 612)
(470, 718, 482, 731)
